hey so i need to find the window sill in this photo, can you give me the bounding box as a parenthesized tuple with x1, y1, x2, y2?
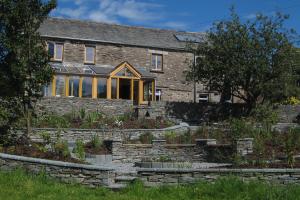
(84, 62, 95, 65)
(50, 59, 63, 63)
(150, 69, 164, 74)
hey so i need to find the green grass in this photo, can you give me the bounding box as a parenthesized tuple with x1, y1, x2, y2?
(1, 170, 300, 200)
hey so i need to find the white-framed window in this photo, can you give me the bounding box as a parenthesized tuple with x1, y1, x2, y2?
(155, 89, 162, 101)
(47, 42, 63, 61)
(198, 93, 209, 102)
(151, 54, 163, 71)
(85, 46, 95, 64)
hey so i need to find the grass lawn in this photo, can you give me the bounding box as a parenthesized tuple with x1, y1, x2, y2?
(1, 170, 300, 200)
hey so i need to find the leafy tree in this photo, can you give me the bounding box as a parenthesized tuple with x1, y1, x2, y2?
(188, 7, 299, 113)
(0, 0, 56, 140)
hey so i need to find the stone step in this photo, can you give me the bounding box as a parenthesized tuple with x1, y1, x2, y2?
(107, 183, 127, 190)
(115, 176, 137, 182)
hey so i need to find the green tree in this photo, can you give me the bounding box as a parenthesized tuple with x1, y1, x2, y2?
(188, 7, 299, 113)
(0, 0, 56, 140)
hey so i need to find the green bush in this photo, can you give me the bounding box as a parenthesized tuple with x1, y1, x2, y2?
(90, 134, 103, 149)
(73, 139, 85, 161)
(284, 127, 300, 167)
(165, 131, 177, 144)
(34, 114, 70, 128)
(53, 140, 70, 158)
(139, 132, 154, 144)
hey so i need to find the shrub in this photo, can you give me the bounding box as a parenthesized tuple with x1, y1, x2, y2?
(53, 140, 70, 158)
(284, 96, 300, 105)
(79, 108, 86, 120)
(34, 114, 70, 128)
(90, 134, 102, 149)
(283, 127, 300, 167)
(165, 131, 177, 144)
(39, 131, 51, 145)
(139, 132, 154, 144)
(251, 104, 278, 132)
(73, 139, 85, 161)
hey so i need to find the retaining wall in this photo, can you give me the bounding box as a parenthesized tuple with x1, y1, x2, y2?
(137, 168, 300, 187)
(35, 97, 133, 116)
(25, 123, 190, 142)
(0, 153, 114, 188)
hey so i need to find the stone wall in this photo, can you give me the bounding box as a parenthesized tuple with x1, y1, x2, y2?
(137, 168, 300, 187)
(277, 105, 300, 123)
(27, 124, 190, 143)
(0, 153, 114, 188)
(111, 140, 204, 163)
(35, 97, 133, 116)
(110, 138, 252, 164)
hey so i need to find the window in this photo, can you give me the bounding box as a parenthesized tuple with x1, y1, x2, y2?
(198, 93, 209, 102)
(43, 83, 52, 97)
(68, 76, 80, 97)
(82, 77, 93, 98)
(97, 78, 107, 98)
(48, 42, 63, 61)
(55, 75, 65, 97)
(155, 89, 162, 101)
(151, 54, 163, 71)
(85, 46, 95, 64)
(143, 81, 153, 101)
(111, 78, 117, 99)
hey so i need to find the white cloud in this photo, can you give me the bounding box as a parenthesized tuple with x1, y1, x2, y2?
(162, 21, 187, 30)
(53, 0, 191, 30)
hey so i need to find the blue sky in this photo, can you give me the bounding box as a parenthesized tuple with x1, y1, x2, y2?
(51, 0, 300, 33)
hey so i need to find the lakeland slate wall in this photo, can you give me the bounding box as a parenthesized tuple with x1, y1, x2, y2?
(137, 168, 300, 187)
(35, 97, 133, 116)
(0, 153, 114, 187)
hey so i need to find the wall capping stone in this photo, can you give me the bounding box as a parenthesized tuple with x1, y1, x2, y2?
(0, 153, 112, 171)
(137, 168, 300, 173)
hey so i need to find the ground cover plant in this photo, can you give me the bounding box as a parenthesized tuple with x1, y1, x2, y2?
(31, 109, 174, 129)
(0, 170, 300, 200)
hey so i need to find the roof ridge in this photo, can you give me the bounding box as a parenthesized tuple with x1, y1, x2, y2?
(47, 17, 203, 35)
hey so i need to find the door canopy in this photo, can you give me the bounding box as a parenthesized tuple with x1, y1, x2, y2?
(110, 61, 141, 79)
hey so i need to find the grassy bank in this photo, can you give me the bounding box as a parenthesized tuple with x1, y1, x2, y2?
(1, 170, 300, 200)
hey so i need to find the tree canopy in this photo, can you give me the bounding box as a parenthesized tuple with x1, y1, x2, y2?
(0, 0, 56, 143)
(188, 8, 299, 112)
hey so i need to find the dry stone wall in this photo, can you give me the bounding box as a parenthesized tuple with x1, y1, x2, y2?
(35, 97, 133, 116)
(0, 153, 114, 188)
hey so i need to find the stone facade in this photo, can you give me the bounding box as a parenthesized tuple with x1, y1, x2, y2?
(48, 38, 207, 102)
(0, 153, 114, 188)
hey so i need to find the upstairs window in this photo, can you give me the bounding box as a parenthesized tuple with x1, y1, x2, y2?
(48, 42, 63, 61)
(85, 46, 95, 64)
(151, 54, 163, 71)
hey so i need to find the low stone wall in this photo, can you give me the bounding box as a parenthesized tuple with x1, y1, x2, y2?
(111, 138, 252, 163)
(26, 123, 190, 142)
(0, 153, 114, 188)
(137, 168, 300, 187)
(111, 140, 204, 163)
(35, 97, 133, 116)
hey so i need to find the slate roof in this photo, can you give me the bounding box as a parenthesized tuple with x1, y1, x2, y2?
(50, 62, 156, 79)
(39, 17, 205, 50)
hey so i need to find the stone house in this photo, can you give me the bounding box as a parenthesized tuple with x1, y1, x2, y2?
(39, 18, 220, 105)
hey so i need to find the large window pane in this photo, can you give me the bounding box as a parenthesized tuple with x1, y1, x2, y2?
(55, 44, 63, 60)
(43, 83, 52, 97)
(48, 42, 54, 59)
(85, 46, 95, 63)
(143, 81, 153, 101)
(55, 75, 65, 97)
(111, 78, 117, 99)
(97, 78, 107, 98)
(82, 77, 92, 98)
(69, 76, 80, 97)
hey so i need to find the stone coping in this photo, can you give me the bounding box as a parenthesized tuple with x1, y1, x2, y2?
(0, 153, 113, 171)
(137, 168, 300, 173)
(25, 123, 187, 132)
(121, 144, 196, 147)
